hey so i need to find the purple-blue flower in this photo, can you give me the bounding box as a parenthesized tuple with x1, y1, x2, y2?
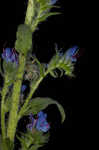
(36, 111, 50, 132)
(27, 114, 35, 131)
(2, 48, 18, 65)
(27, 111, 50, 133)
(21, 85, 27, 92)
(65, 46, 79, 62)
(48, 0, 57, 5)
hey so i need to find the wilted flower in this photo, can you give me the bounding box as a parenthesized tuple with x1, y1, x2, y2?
(27, 111, 50, 133)
(2, 48, 18, 65)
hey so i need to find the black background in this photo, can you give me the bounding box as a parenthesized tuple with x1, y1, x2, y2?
(0, 0, 89, 150)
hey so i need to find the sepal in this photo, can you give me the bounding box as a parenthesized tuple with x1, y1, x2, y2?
(16, 130, 49, 150)
(3, 60, 18, 86)
(48, 47, 77, 77)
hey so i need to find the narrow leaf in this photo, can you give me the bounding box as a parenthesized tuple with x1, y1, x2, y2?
(35, 58, 44, 77)
(38, 12, 61, 22)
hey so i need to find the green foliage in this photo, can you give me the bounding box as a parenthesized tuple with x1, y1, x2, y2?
(4, 138, 14, 150)
(21, 97, 65, 123)
(0, 1, 69, 150)
(15, 24, 32, 55)
(0, 136, 14, 150)
(4, 94, 12, 113)
(2, 60, 18, 86)
(17, 130, 49, 150)
(25, 0, 60, 32)
(34, 58, 46, 77)
(0, 57, 18, 84)
(37, 12, 60, 22)
(48, 51, 75, 77)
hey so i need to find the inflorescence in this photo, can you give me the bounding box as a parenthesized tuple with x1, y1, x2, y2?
(2, 48, 19, 65)
(27, 111, 50, 133)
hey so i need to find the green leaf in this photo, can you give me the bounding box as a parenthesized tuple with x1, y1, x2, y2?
(49, 68, 64, 78)
(15, 24, 32, 55)
(38, 12, 61, 22)
(2, 60, 18, 86)
(16, 134, 28, 149)
(48, 50, 75, 77)
(24, 97, 65, 123)
(48, 53, 60, 68)
(40, 4, 60, 12)
(49, 70, 58, 78)
(17, 130, 49, 150)
(59, 60, 74, 77)
(34, 58, 45, 77)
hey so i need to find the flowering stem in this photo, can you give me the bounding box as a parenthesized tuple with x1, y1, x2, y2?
(1, 75, 9, 139)
(25, 0, 35, 26)
(18, 70, 50, 120)
(18, 76, 43, 120)
(7, 54, 26, 142)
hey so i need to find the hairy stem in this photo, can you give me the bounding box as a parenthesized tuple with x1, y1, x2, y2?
(1, 75, 9, 139)
(25, 0, 35, 26)
(7, 54, 26, 142)
(18, 70, 49, 120)
(18, 76, 43, 119)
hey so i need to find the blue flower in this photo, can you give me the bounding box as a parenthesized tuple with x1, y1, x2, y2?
(36, 111, 50, 132)
(65, 46, 79, 62)
(21, 85, 27, 92)
(27, 111, 50, 133)
(2, 48, 18, 65)
(48, 0, 57, 5)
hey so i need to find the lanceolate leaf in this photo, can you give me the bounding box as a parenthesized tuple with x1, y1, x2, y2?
(49, 70, 58, 78)
(38, 12, 61, 22)
(40, 5, 60, 12)
(49, 68, 64, 78)
(23, 97, 65, 123)
(34, 58, 45, 77)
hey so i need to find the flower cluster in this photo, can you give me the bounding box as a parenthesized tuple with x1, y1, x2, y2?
(65, 46, 79, 62)
(2, 48, 18, 65)
(27, 111, 50, 133)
